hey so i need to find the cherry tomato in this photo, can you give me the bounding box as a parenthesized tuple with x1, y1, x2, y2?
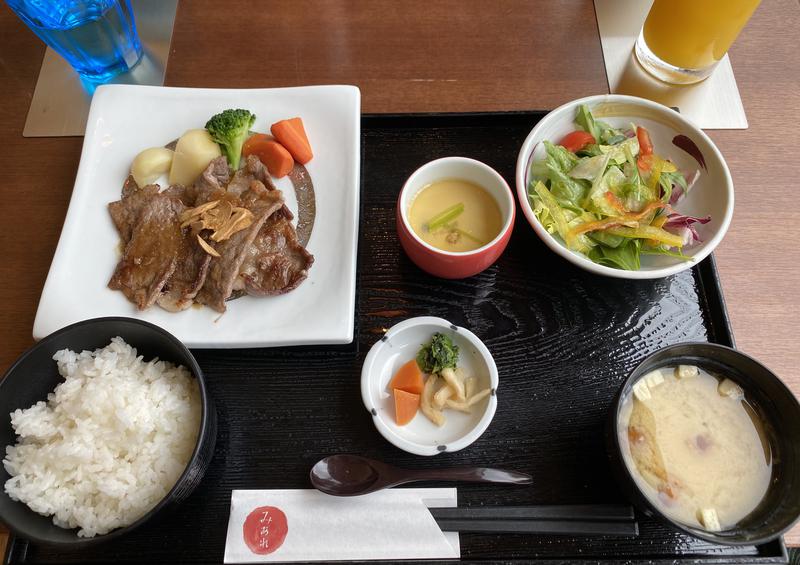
(636, 126, 654, 156)
(558, 130, 595, 153)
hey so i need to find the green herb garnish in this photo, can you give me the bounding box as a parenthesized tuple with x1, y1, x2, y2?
(427, 203, 464, 231)
(416, 333, 459, 374)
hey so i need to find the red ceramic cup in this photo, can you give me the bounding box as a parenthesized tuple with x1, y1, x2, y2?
(396, 157, 516, 279)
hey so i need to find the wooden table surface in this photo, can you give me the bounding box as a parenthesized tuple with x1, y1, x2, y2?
(0, 0, 798, 553)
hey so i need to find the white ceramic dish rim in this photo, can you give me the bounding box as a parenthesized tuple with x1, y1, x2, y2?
(514, 94, 734, 280)
(399, 157, 515, 257)
(361, 316, 499, 456)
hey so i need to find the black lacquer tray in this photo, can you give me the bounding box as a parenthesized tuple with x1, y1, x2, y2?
(4, 112, 788, 564)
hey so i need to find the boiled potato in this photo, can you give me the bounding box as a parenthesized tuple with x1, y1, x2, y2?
(169, 129, 222, 186)
(131, 147, 174, 187)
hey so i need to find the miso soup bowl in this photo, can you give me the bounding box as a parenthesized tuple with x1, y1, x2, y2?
(606, 342, 800, 546)
(396, 157, 515, 279)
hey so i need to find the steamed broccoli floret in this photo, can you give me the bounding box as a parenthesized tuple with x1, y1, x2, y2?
(205, 109, 256, 170)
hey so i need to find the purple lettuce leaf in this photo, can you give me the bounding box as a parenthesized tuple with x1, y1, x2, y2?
(664, 212, 711, 245)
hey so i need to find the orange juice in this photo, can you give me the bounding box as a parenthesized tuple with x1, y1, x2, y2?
(642, 0, 760, 70)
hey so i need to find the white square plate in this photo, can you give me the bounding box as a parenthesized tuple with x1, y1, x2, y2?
(34, 84, 361, 347)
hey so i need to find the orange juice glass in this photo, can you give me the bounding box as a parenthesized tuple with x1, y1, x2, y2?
(635, 0, 761, 84)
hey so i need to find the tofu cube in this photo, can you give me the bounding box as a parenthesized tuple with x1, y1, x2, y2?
(718, 378, 744, 399)
(632, 380, 651, 402)
(643, 369, 665, 388)
(676, 365, 699, 379)
(698, 508, 721, 532)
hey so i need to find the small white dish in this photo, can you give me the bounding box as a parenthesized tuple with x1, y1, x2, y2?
(361, 316, 498, 456)
(515, 94, 734, 279)
(33, 84, 361, 347)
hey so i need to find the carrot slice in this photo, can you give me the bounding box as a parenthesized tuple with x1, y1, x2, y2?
(394, 389, 420, 426)
(389, 359, 424, 395)
(288, 117, 309, 147)
(242, 133, 294, 178)
(257, 141, 294, 178)
(243, 133, 269, 156)
(271, 118, 313, 164)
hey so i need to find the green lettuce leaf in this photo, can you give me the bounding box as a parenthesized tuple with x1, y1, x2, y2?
(616, 145, 657, 211)
(599, 137, 640, 164)
(667, 170, 688, 192)
(588, 239, 641, 270)
(530, 181, 570, 242)
(535, 141, 589, 207)
(543, 140, 578, 172)
(576, 104, 621, 145)
(529, 181, 591, 253)
(568, 154, 608, 180)
(576, 104, 602, 140)
(658, 170, 688, 203)
(584, 157, 627, 217)
(601, 132, 627, 145)
(588, 231, 625, 248)
(641, 246, 693, 261)
(576, 143, 604, 158)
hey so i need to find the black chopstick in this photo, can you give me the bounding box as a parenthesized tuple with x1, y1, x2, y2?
(430, 505, 635, 521)
(433, 518, 638, 537)
(429, 505, 638, 537)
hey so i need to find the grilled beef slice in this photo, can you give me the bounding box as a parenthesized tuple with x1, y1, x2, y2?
(231, 155, 314, 296)
(238, 154, 277, 189)
(108, 179, 160, 245)
(108, 193, 185, 310)
(153, 157, 235, 310)
(191, 156, 231, 206)
(239, 207, 314, 296)
(194, 181, 285, 312)
(156, 238, 212, 312)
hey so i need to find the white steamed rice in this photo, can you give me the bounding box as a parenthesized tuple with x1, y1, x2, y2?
(3, 337, 201, 537)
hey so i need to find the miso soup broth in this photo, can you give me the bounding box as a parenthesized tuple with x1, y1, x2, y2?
(618, 365, 773, 532)
(408, 178, 502, 253)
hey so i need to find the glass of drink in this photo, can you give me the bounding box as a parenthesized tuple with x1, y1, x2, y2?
(634, 0, 761, 85)
(6, 0, 143, 82)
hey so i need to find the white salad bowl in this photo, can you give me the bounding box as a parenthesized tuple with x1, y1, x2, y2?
(515, 94, 734, 279)
(361, 316, 498, 456)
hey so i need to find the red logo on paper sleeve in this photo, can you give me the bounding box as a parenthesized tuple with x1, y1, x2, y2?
(243, 505, 288, 555)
